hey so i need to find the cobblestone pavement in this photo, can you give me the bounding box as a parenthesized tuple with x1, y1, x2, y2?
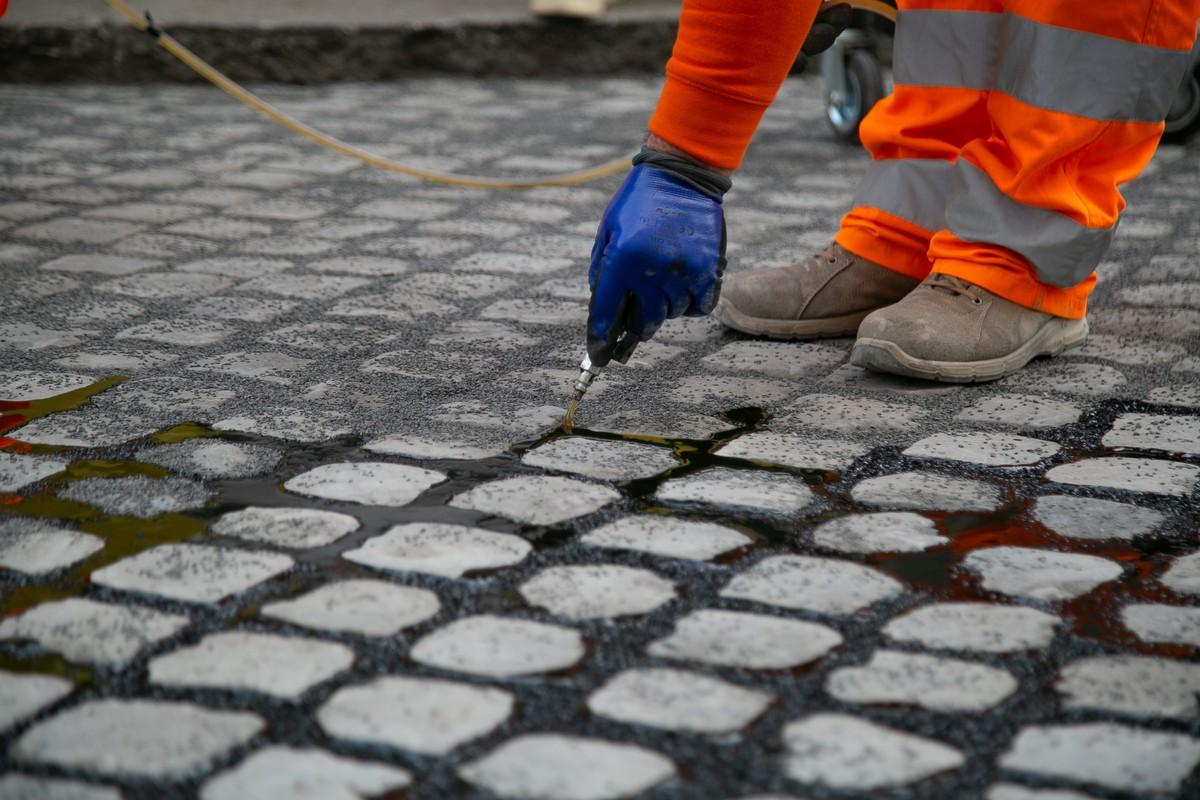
(1, 77, 1199, 800)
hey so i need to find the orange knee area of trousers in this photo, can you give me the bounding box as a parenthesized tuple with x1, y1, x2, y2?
(836, 208, 934, 280)
(859, 86, 991, 160)
(929, 233, 1095, 318)
(961, 94, 1166, 230)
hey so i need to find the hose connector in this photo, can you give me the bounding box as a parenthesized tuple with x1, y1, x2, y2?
(573, 354, 602, 396)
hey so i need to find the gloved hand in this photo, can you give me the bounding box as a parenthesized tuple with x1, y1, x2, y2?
(586, 151, 729, 367)
(795, 3, 854, 73)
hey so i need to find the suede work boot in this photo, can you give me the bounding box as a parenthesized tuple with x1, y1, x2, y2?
(851, 273, 1089, 383)
(714, 242, 921, 339)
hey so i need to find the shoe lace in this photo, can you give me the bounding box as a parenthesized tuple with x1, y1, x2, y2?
(926, 273, 984, 304)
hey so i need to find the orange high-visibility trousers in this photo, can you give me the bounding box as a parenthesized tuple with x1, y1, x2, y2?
(835, 0, 1200, 318)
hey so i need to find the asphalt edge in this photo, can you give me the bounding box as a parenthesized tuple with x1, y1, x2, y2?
(0, 20, 683, 82)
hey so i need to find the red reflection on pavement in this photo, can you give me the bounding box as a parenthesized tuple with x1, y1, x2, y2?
(0, 400, 30, 451)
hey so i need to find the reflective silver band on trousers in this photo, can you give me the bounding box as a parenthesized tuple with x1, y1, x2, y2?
(893, 9, 1197, 123)
(851, 159, 1116, 287)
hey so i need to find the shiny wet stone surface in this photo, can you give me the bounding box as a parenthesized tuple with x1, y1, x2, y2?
(2, 78, 1199, 800)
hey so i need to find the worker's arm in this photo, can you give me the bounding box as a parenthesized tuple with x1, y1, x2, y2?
(651, 0, 831, 170)
(586, 1, 850, 366)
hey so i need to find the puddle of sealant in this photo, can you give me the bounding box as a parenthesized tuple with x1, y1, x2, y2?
(3, 392, 1198, 680)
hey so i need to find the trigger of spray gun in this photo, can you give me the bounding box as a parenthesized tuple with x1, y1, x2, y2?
(562, 354, 602, 433)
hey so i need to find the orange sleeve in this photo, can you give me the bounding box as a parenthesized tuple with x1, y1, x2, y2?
(648, 0, 823, 170)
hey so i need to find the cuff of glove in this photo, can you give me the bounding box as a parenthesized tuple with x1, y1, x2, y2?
(633, 149, 732, 199)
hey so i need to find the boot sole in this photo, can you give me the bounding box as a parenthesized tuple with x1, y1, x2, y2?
(851, 317, 1090, 384)
(714, 297, 870, 340)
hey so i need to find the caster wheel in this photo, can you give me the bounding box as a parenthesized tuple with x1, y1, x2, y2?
(1162, 64, 1200, 144)
(825, 49, 885, 143)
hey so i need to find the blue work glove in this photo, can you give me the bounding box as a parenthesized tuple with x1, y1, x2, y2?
(586, 150, 729, 367)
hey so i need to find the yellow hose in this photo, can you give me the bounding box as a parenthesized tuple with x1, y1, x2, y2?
(104, 0, 896, 189)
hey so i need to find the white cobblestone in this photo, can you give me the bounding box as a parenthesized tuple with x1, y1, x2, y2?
(1122, 603, 1200, 646)
(774, 392, 928, 435)
(647, 610, 842, 669)
(450, 475, 619, 525)
(0, 451, 68, 492)
(826, 649, 1018, 712)
(410, 615, 584, 677)
(189, 295, 298, 322)
(149, 631, 354, 698)
(460, 734, 674, 800)
(98, 271, 232, 299)
(213, 407, 351, 441)
(0, 322, 93, 352)
(667, 374, 796, 408)
(200, 746, 411, 800)
(1103, 412, 1200, 455)
(0, 598, 188, 664)
(117, 318, 235, 347)
(284, 462, 446, 506)
(1005, 362, 1127, 398)
(812, 512, 946, 553)
(0, 519, 103, 573)
(0, 370, 95, 400)
(954, 394, 1082, 429)
(520, 564, 676, 619)
(722, 555, 902, 614)
(582, 515, 750, 560)
(59, 477, 212, 518)
(193, 351, 314, 385)
(999, 722, 1200, 793)
(238, 273, 370, 299)
(1056, 654, 1200, 718)
(590, 410, 732, 440)
(319, 675, 512, 755)
(852, 471, 1001, 511)
(1032, 495, 1162, 540)
(1062, 334, 1187, 365)
(1045, 457, 1200, 496)
(782, 713, 964, 789)
(344, 522, 531, 577)
(523, 437, 679, 481)
(964, 547, 1122, 600)
(92, 544, 293, 603)
(1163, 550, 1200, 595)
(0, 672, 73, 732)
(589, 668, 772, 734)
(212, 506, 359, 549)
(701, 341, 845, 380)
(12, 699, 262, 778)
(364, 434, 507, 460)
(883, 603, 1061, 652)
(262, 580, 439, 636)
(715, 433, 868, 471)
(136, 440, 280, 480)
(1148, 383, 1200, 407)
(904, 432, 1060, 466)
(655, 468, 814, 515)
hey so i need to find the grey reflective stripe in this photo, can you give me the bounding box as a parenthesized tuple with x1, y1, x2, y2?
(852, 159, 956, 233)
(893, 10, 1001, 91)
(996, 14, 1195, 123)
(894, 9, 1196, 123)
(945, 160, 1115, 288)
